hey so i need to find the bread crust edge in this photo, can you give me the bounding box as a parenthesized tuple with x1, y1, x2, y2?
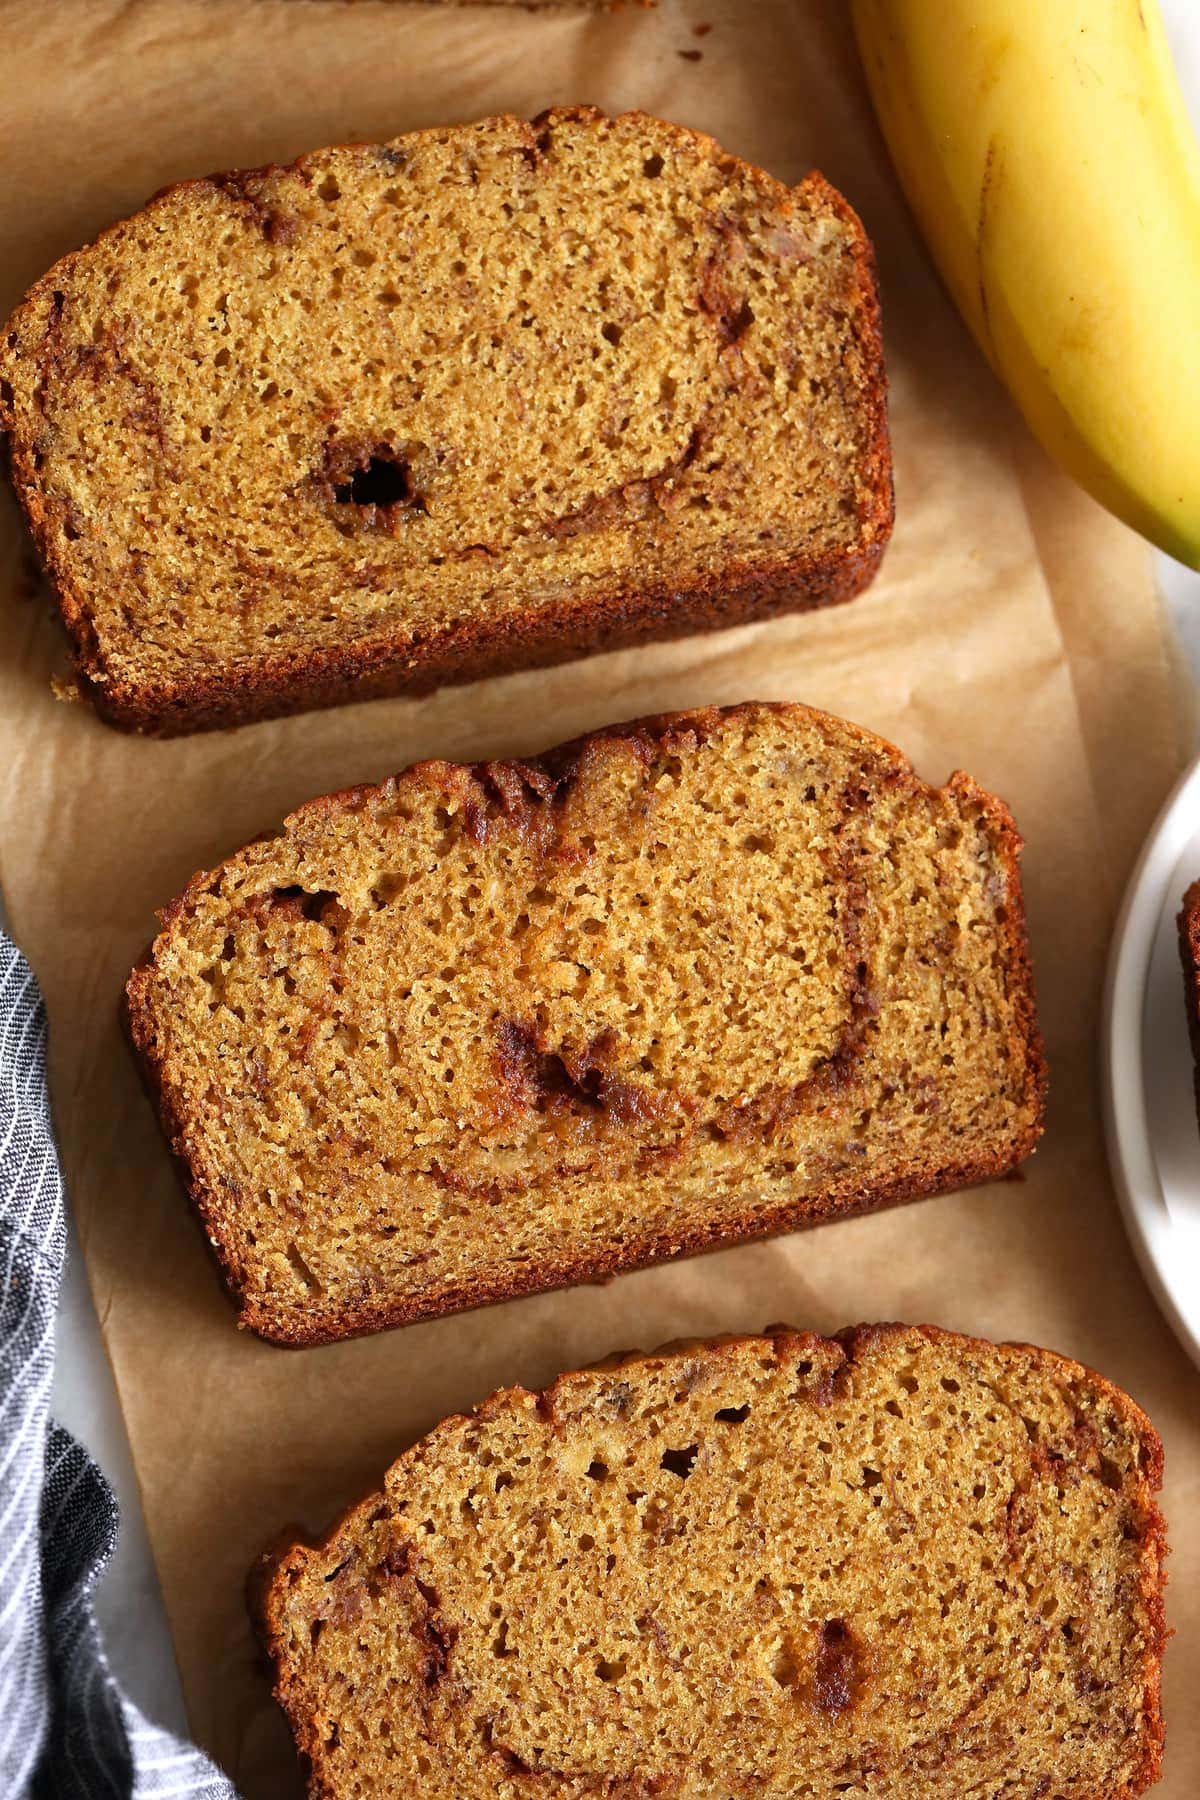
(1177, 880, 1200, 1133)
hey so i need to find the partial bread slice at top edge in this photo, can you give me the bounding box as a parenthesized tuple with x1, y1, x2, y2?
(252, 1322, 1166, 1800)
(303, 2, 654, 7)
(0, 108, 891, 734)
(125, 701, 1045, 1346)
(386, 2, 655, 7)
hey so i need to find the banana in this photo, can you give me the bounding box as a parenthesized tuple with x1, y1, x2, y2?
(851, 0, 1200, 567)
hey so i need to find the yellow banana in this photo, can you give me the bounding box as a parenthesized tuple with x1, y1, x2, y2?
(852, 0, 1200, 567)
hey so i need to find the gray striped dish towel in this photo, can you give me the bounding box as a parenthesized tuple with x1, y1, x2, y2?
(1, 931, 237, 1799)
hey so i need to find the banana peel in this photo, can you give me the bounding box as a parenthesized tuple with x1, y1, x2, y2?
(852, 0, 1200, 567)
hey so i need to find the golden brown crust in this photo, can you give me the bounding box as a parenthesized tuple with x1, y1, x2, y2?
(250, 1324, 1166, 1799)
(78, 534, 888, 736)
(0, 116, 893, 736)
(125, 701, 1046, 1347)
(227, 1148, 1031, 1349)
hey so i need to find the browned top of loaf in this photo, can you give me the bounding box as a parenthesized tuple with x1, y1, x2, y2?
(0, 108, 890, 731)
(126, 703, 1044, 1346)
(255, 1323, 1167, 1799)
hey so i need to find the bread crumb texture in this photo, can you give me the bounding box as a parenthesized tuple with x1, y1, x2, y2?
(126, 704, 1044, 1344)
(0, 110, 890, 732)
(255, 1325, 1166, 1798)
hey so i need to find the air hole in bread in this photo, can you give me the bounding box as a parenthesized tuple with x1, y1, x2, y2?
(285, 1242, 322, 1292)
(271, 885, 337, 924)
(660, 1444, 698, 1479)
(315, 437, 432, 529)
(335, 454, 414, 511)
(1099, 1455, 1124, 1492)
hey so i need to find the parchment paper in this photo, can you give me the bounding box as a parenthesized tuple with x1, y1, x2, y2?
(0, 1, 1196, 1792)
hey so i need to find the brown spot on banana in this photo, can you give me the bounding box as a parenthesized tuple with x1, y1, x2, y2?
(975, 134, 1001, 357)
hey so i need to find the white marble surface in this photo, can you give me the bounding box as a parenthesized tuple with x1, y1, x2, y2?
(46, 0, 1200, 1757)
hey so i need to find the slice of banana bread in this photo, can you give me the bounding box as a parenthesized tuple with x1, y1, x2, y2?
(125, 703, 1045, 1345)
(253, 1324, 1167, 1799)
(0, 109, 890, 734)
(1177, 879, 1200, 1125)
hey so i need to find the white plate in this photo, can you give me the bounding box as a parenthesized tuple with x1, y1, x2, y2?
(1104, 749, 1200, 1369)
